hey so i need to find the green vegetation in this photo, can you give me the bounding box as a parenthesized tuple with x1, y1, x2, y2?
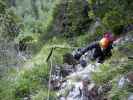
(0, 0, 133, 100)
(88, 0, 133, 35)
(0, 63, 55, 100)
(92, 42, 133, 99)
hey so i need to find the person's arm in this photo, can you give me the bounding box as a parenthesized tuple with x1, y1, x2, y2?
(81, 42, 98, 54)
(74, 42, 98, 60)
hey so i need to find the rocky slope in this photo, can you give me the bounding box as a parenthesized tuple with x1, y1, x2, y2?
(49, 33, 133, 100)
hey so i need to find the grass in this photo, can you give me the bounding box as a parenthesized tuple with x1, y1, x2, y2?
(0, 36, 72, 100)
(92, 41, 133, 99)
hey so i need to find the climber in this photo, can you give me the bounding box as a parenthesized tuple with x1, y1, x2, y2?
(73, 32, 115, 63)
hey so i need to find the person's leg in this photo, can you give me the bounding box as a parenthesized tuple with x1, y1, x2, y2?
(96, 56, 104, 63)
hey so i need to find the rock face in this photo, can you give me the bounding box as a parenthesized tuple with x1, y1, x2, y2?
(127, 72, 133, 84)
(128, 94, 133, 100)
(56, 64, 101, 100)
(114, 33, 133, 57)
(51, 62, 112, 100)
(50, 48, 104, 100)
(0, 39, 33, 77)
(49, 32, 133, 100)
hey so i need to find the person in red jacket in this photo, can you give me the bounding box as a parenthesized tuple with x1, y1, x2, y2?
(74, 32, 115, 63)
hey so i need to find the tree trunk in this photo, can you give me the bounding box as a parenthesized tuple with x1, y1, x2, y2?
(8, 0, 16, 7)
(31, 0, 39, 19)
(40, 0, 44, 11)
